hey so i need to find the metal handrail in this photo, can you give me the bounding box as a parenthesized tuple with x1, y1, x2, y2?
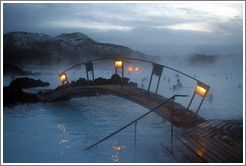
(84, 94, 188, 150)
(58, 57, 204, 84)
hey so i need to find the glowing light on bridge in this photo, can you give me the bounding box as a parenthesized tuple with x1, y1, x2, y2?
(115, 61, 123, 68)
(187, 81, 209, 115)
(195, 82, 209, 97)
(60, 73, 67, 83)
(128, 67, 139, 72)
(196, 85, 207, 97)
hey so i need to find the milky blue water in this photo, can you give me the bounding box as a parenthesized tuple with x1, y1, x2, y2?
(3, 95, 175, 163)
(3, 57, 243, 163)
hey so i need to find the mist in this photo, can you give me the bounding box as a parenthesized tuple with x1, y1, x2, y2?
(2, 2, 244, 163)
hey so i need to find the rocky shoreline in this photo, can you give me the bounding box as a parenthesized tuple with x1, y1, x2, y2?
(3, 77, 50, 107)
(3, 74, 138, 107)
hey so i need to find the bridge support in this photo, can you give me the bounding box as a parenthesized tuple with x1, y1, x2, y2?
(171, 97, 174, 154)
(115, 60, 124, 87)
(122, 60, 124, 86)
(187, 82, 210, 117)
(148, 63, 163, 94)
(85, 62, 95, 84)
(134, 121, 137, 147)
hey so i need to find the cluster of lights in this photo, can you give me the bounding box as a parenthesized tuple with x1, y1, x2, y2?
(128, 67, 139, 72)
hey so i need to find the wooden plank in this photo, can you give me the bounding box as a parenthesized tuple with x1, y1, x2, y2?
(222, 121, 238, 130)
(228, 123, 240, 131)
(177, 119, 243, 163)
(197, 122, 209, 128)
(176, 135, 214, 162)
(177, 133, 243, 163)
(191, 136, 242, 162)
(206, 137, 243, 160)
(214, 121, 229, 129)
(187, 125, 214, 137)
(183, 135, 225, 163)
(163, 140, 205, 163)
(187, 120, 221, 136)
(207, 134, 243, 152)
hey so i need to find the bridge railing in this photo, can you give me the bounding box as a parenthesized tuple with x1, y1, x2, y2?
(84, 94, 189, 150)
(58, 57, 210, 116)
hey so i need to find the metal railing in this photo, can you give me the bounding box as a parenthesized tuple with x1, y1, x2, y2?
(84, 94, 188, 150)
(59, 57, 201, 83)
(58, 57, 209, 118)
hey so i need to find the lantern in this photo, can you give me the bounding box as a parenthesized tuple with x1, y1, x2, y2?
(195, 82, 209, 97)
(187, 81, 210, 117)
(60, 73, 67, 83)
(115, 61, 123, 68)
(59, 73, 68, 84)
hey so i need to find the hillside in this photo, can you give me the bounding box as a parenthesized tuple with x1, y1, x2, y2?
(3, 32, 146, 66)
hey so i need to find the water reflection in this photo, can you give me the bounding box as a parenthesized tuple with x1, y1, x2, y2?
(58, 139, 69, 144)
(195, 138, 207, 158)
(57, 123, 71, 156)
(110, 142, 126, 162)
(4, 95, 174, 163)
(58, 123, 66, 132)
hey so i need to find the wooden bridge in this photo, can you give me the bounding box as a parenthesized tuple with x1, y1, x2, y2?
(42, 84, 205, 127)
(41, 57, 243, 163)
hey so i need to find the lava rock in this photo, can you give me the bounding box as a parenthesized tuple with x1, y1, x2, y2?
(3, 86, 40, 107)
(10, 77, 50, 89)
(110, 74, 122, 84)
(55, 74, 137, 91)
(95, 77, 110, 85)
(128, 82, 138, 87)
(71, 78, 91, 87)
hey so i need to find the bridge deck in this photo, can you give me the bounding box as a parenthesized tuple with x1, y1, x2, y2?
(41, 85, 206, 128)
(175, 119, 243, 163)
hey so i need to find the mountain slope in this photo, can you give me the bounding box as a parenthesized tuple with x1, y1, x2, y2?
(3, 32, 146, 66)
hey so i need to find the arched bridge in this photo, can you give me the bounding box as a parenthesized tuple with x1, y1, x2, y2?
(41, 57, 210, 127)
(40, 57, 243, 163)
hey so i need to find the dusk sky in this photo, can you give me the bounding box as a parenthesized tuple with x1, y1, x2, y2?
(3, 2, 244, 56)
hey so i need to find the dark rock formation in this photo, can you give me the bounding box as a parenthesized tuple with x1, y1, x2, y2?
(3, 86, 40, 107)
(110, 74, 122, 84)
(3, 74, 137, 106)
(70, 78, 93, 87)
(95, 77, 110, 85)
(55, 74, 137, 90)
(3, 77, 50, 107)
(9, 77, 49, 89)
